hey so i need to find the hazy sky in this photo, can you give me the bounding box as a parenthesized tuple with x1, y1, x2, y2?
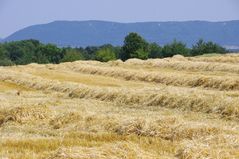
(0, 0, 239, 38)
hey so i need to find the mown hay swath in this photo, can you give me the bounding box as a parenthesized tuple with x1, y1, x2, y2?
(1, 55, 239, 159)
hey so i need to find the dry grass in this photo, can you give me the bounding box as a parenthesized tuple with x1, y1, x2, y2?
(123, 57, 239, 74)
(188, 53, 239, 63)
(1, 54, 239, 159)
(43, 61, 239, 91)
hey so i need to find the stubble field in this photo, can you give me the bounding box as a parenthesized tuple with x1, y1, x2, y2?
(1, 54, 239, 159)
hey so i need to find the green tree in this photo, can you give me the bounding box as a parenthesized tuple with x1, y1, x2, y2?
(0, 44, 14, 66)
(0, 44, 8, 59)
(3, 40, 40, 64)
(148, 43, 162, 58)
(0, 59, 14, 66)
(84, 46, 99, 60)
(100, 44, 121, 59)
(61, 49, 84, 62)
(32, 51, 49, 64)
(121, 33, 149, 60)
(134, 49, 148, 59)
(191, 39, 227, 56)
(5, 42, 24, 63)
(37, 44, 63, 64)
(96, 48, 116, 62)
(162, 40, 190, 57)
(191, 39, 205, 56)
(205, 41, 226, 54)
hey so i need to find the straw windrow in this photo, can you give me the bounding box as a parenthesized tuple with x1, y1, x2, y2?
(1, 55, 239, 159)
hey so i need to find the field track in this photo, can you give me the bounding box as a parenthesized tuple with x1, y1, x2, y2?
(1, 54, 239, 159)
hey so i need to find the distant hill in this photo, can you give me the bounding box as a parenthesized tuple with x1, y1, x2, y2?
(3, 20, 239, 48)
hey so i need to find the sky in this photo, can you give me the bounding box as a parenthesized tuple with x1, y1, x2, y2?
(0, 0, 239, 38)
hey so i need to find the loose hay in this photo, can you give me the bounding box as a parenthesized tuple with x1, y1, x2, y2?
(0, 105, 49, 126)
(1, 55, 239, 159)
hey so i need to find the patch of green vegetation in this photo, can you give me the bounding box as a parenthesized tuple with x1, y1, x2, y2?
(0, 34, 227, 66)
(196, 53, 221, 57)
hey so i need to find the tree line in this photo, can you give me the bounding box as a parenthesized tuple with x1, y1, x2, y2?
(0, 33, 227, 66)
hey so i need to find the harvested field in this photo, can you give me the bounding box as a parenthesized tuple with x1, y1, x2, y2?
(1, 54, 239, 159)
